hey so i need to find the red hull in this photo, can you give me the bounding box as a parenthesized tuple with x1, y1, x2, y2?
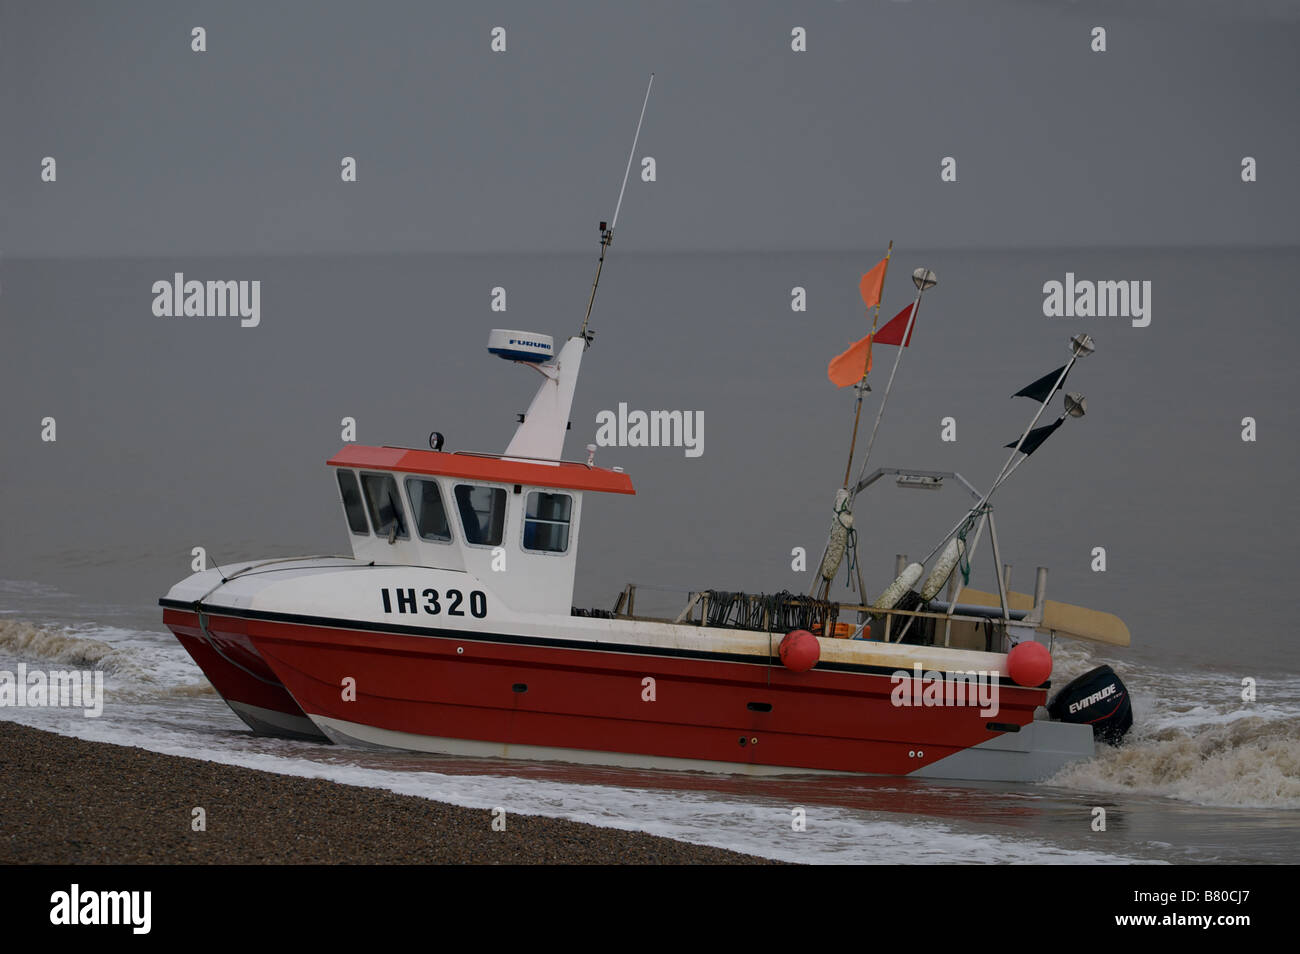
(177, 610, 1047, 775)
(163, 608, 326, 740)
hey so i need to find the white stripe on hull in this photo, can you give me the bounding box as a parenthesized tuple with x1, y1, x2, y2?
(229, 700, 329, 741)
(308, 714, 1095, 782)
(310, 715, 840, 776)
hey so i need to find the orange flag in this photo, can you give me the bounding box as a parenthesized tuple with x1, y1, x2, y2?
(828, 334, 874, 387)
(858, 257, 888, 309)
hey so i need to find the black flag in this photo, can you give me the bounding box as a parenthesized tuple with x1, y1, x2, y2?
(1005, 416, 1065, 456)
(1013, 364, 1069, 403)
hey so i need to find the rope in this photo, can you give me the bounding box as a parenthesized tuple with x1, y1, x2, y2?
(955, 505, 990, 585)
(843, 527, 858, 591)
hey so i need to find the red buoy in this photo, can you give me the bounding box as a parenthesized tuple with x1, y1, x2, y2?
(1006, 640, 1052, 687)
(779, 629, 820, 672)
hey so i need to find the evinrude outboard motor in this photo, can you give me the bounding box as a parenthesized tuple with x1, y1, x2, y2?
(1047, 665, 1133, 745)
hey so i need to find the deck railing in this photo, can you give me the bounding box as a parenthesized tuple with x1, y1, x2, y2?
(608, 582, 1011, 650)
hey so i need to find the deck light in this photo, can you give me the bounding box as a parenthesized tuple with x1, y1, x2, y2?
(896, 474, 943, 490)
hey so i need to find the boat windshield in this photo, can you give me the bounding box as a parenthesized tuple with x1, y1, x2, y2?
(335, 469, 370, 535)
(361, 472, 409, 540)
(454, 485, 506, 546)
(405, 477, 452, 542)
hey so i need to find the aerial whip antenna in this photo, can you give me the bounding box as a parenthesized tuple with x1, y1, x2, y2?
(579, 72, 655, 345)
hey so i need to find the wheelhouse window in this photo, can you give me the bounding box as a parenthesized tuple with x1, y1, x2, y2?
(405, 477, 452, 543)
(335, 469, 370, 535)
(453, 484, 507, 546)
(523, 491, 572, 553)
(361, 472, 409, 540)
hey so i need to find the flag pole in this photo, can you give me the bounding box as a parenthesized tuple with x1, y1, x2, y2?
(932, 335, 1093, 642)
(810, 242, 892, 600)
(821, 265, 934, 605)
(922, 333, 1094, 568)
(839, 241, 892, 487)
(849, 267, 935, 506)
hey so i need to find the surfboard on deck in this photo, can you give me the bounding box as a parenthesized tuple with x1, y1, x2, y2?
(959, 588, 1131, 647)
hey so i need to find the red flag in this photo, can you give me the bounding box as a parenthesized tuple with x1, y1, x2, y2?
(858, 257, 888, 309)
(874, 303, 916, 347)
(828, 334, 874, 387)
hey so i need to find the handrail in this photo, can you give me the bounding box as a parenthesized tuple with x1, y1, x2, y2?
(377, 444, 603, 470)
(453, 449, 597, 469)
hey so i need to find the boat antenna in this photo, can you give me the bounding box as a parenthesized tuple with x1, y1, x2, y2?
(578, 72, 655, 347)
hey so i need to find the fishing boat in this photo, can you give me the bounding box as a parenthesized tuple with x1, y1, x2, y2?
(160, 78, 1134, 780)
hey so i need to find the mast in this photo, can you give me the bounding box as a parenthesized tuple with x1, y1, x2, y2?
(504, 74, 655, 462)
(579, 73, 655, 346)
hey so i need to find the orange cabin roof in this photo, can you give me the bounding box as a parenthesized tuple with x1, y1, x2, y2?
(328, 445, 636, 495)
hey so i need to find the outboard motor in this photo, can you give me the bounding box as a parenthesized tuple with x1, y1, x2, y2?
(1047, 664, 1133, 745)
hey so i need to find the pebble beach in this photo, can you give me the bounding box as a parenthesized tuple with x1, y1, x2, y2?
(0, 722, 777, 865)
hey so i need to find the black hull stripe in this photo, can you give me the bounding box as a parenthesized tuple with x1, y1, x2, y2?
(159, 597, 1040, 688)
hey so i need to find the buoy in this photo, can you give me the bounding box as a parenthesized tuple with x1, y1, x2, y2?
(818, 488, 854, 581)
(920, 537, 965, 601)
(779, 629, 820, 672)
(871, 562, 923, 610)
(1006, 640, 1052, 687)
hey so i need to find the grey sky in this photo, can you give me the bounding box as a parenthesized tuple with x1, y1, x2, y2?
(2, 0, 1297, 255)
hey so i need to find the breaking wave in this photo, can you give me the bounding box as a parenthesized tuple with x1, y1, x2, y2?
(1049, 714, 1300, 809)
(0, 619, 133, 673)
(0, 618, 212, 697)
(1042, 640, 1300, 808)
